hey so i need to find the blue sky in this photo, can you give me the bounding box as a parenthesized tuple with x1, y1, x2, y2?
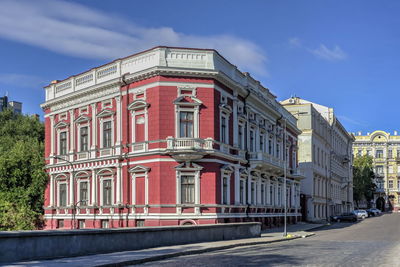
(0, 0, 399, 134)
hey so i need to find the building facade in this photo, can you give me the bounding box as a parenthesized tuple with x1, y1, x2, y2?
(42, 46, 303, 230)
(282, 97, 354, 222)
(353, 130, 400, 212)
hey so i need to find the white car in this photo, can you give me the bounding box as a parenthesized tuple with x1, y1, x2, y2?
(353, 210, 369, 219)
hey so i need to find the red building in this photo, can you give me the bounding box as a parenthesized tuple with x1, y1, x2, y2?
(42, 46, 303, 229)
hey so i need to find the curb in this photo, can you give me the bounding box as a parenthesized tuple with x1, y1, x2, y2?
(96, 233, 315, 267)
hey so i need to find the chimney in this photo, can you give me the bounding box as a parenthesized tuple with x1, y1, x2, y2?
(50, 80, 59, 84)
(358, 131, 362, 136)
(395, 131, 398, 136)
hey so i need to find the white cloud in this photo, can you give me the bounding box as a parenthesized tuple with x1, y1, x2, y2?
(0, 73, 45, 88)
(289, 37, 302, 47)
(0, 0, 268, 76)
(336, 115, 366, 126)
(310, 44, 347, 61)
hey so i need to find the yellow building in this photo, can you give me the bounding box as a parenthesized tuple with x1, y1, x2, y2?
(353, 130, 400, 211)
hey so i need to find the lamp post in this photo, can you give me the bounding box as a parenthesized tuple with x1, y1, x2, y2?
(52, 155, 76, 229)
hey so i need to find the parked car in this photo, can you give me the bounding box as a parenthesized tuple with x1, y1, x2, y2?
(330, 213, 358, 222)
(366, 208, 382, 217)
(353, 209, 369, 219)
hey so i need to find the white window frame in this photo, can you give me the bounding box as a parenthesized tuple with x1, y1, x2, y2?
(99, 118, 114, 149)
(77, 179, 90, 206)
(220, 113, 229, 144)
(220, 166, 233, 205)
(57, 181, 68, 207)
(100, 177, 114, 207)
(57, 129, 69, 156)
(175, 162, 203, 214)
(77, 123, 90, 152)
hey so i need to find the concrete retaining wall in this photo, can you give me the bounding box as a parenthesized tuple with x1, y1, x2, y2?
(0, 222, 261, 263)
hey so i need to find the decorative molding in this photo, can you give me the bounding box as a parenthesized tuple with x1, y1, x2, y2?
(97, 109, 115, 118)
(128, 100, 149, 111)
(129, 165, 150, 173)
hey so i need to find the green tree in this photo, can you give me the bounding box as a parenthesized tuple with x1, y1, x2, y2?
(353, 155, 376, 208)
(0, 109, 47, 230)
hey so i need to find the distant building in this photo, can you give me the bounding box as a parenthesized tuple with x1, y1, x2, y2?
(353, 131, 400, 212)
(0, 95, 22, 114)
(282, 97, 354, 222)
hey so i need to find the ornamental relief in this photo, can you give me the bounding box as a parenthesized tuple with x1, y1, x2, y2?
(48, 85, 120, 111)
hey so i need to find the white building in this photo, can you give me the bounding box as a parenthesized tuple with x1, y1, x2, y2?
(282, 97, 354, 221)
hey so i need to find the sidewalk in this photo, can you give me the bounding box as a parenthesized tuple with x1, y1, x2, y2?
(5, 223, 325, 267)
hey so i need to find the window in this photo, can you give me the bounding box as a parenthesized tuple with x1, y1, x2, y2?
(59, 183, 67, 207)
(397, 149, 400, 158)
(268, 136, 273, 155)
(59, 132, 67, 155)
(78, 220, 85, 229)
(389, 180, 394, 189)
(388, 150, 393, 158)
(389, 166, 394, 174)
(367, 150, 372, 156)
(261, 183, 265, 204)
(80, 181, 88, 206)
(260, 135, 264, 152)
(376, 166, 384, 176)
(57, 219, 64, 229)
(101, 220, 109, 228)
(103, 121, 112, 148)
(181, 175, 195, 204)
(103, 180, 112, 206)
(278, 185, 282, 205)
(80, 126, 89, 151)
(251, 181, 255, 204)
(250, 130, 255, 152)
(221, 116, 227, 143)
(222, 177, 228, 204)
(270, 183, 274, 205)
(398, 180, 400, 189)
(238, 124, 244, 149)
(240, 180, 244, 204)
(276, 142, 280, 159)
(179, 112, 194, 138)
(136, 219, 145, 227)
(376, 150, 383, 158)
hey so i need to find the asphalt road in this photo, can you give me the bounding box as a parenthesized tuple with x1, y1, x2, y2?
(138, 213, 400, 266)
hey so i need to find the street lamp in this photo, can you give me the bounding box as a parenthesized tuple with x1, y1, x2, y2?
(51, 155, 77, 229)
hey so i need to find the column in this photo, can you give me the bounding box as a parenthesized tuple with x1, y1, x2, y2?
(50, 115, 55, 164)
(247, 173, 252, 204)
(145, 172, 149, 214)
(91, 103, 97, 158)
(234, 166, 240, 204)
(195, 172, 200, 214)
(69, 171, 74, 206)
(116, 165, 122, 204)
(232, 96, 238, 146)
(69, 110, 75, 162)
(256, 176, 261, 204)
(115, 96, 122, 154)
(50, 174, 54, 206)
(266, 178, 271, 205)
(91, 170, 97, 205)
(291, 181, 295, 208)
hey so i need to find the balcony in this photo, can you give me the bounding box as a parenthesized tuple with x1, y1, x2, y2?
(389, 188, 400, 193)
(76, 151, 89, 160)
(249, 151, 284, 170)
(166, 137, 212, 160)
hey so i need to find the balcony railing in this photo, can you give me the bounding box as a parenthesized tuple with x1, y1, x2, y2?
(249, 152, 284, 169)
(166, 137, 211, 150)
